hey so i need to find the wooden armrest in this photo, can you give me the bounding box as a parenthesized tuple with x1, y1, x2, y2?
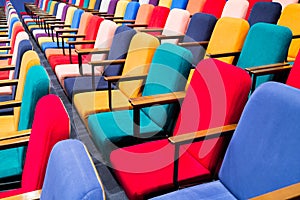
(67, 40, 95, 45)
(0, 54, 12, 59)
(0, 129, 31, 141)
(156, 34, 185, 40)
(89, 59, 126, 66)
(206, 51, 241, 58)
(75, 48, 110, 55)
(39, 16, 56, 19)
(45, 20, 65, 24)
(104, 74, 147, 82)
(0, 45, 11, 50)
(98, 13, 114, 17)
(43, 18, 61, 22)
(105, 16, 124, 20)
(0, 34, 9, 37)
(60, 34, 85, 39)
(250, 182, 300, 200)
(55, 28, 78, 33)
(139, 28, 164, 33)
(169, 124, 237, 145)
(0, 99, 21, 109)
(292, 34, 300, 39)
(126, 24, 148, 28)
(114, 19, 136, 23)
(0, 79, 18, 87)
(129, 91, 186, 108)
(0, 25, 8, 28)
(246, 63, 292, 76)
(51, 24, 71, 28)
(0, 65, 15, 71)
(0, 39, 10, 43)
(178, 41, 209, 47)
(0, 135, 30, 151)
(245, 63, 290, 72)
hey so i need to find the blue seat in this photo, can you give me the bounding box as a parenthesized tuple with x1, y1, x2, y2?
(88, 43, 192, 161)
(170, 0, 188, 9)
(152, 82, 300, 199)
(248, 2, 282, 26)
(122, 2, 140, 22)
(40, 140, 105, 200)
(63, 25, 136, 98)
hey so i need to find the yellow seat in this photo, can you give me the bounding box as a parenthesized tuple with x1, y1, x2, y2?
(158, 0, 172, 8)
(73, 33, 160, 124)
(277, 4, 300, 62)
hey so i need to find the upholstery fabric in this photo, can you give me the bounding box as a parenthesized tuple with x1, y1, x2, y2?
(134, 4, 154, 26)
(272, 0, 298, 9)
(158, 0, 172, 8)
(248, 2, 281, 26)
(147, 6, 170, 30)
(246, 0, 272, 19)
(202, 0, 226, 18)
(110, 58, 251, 199)
(236, 22, 292, 88)
(221, 0, 249, 19)
(40, 140, 105, 200)
(88, 43, 192, 161)
(123, 2, 140, 21)
(186, 0, 206, 15)
(286, 50, 300, 89)
(170, 0, 188, 9)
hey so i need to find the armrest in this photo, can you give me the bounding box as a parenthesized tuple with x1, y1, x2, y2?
(45, 20, 65, 24)
(126, 24, 148, 28)
(0, 135, 30, 151)
(0, 25, 8, 28)
(114, 19, 136, 23)
(0, 45, 11, 50)
(0, 54, 12, 59)
(97, 13, 114, 17)
(292, 34, 300, 39)
(139, 28, 164, 33)
(104, 74, 147, 82)
(245, 63, 291, 75)
(0, 39, 10, 43)
(43, 18, 61, 23)
(0, 99, 21, 109)
(0, 65, 15, 71)
(156, 35, 185, 40)
(0, 129, 31, 141)
(206, 51, 241, 58)
(0, 34, 9, 37)
(0, 79, 18, 87)
(50, 24, 71, 29)
(178, 41, 209, 47)
(75, 47, 110, 55)
(105, 16, 124, 20)
(250, 182, 300, 200)
(60, 34, 85, 39)
(129, 91, 185, 108)
(67, 40, 95, 45)
(89, 59, 126, 67)
(55, 28, 78, 33)
(169, 124, 237, 145)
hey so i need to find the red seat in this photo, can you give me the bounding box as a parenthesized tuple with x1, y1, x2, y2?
(286, 50, 300, 89)
(202, 0, 226, 18)
(110, 58, 251, 199)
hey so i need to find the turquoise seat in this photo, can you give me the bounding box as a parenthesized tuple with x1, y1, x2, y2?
(88, 43, 192, 161)
(0, 66, 50, 182)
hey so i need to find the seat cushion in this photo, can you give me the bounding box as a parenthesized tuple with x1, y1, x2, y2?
(48, 55, 79, 70)
(0, 115, 16, 133)
(73, 90, 132, 124)
(0, 95, 13, 115)
(110, 139, 211, 199)
(88, 109, 164, 160)
(151, 180, 236, 200)
(0, 148, 24, 180)
(42, 42, 71, 53)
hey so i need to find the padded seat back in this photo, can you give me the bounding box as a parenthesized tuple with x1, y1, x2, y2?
(123, 2, 140, 21)
(118, 33, 160, 98)
(40, 140, 104, 200)
(206, 17, 249, 64)
(186, 0, 206, 15)
(88, 0, 97, 9)
(106, 0, 119, 15)
(63, 6, 77, 26)
(134, 4, 154, 25)
(221, 0, 249, 19)
(273, 0, 298, 9)
(277, 3, 300, 62)
(170, 0, 188, 9)
(237, 23, 292, 87)
(174, 58, 251, 172)
(148, 6, 170, 29)
(70, 9, 84, 29)
(248, 2, 282, 26)
(286, 51, 300, 89)
(141, 43, 192, 131)
(246, 0, 272, 19)
(219, 82, 300, 199)
(100, 0, 114, 13)
(21, 94, 70, 192)
(158, 0, 172, 8)
(202, 0, 226, 18)
(55, 2, 66, 19)
(72, 12, 93, 48)
(114, 0, 129, 18)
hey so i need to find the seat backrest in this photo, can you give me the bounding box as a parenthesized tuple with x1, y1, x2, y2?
(74, 12, 93, 47)
(141, 43, 192, 132)
(99, 0, 111, 12)
(286, 50, 300, 89)
(134, 3, 154, 25)
(83, 0, 90, 8)
(248, 2, 281, 26)
(70, 8, 84, 29)
(123, 1, 140, 21)
(9, 22, 25, 61)
(246, 0, 272, 19)
(94, 0, 102, 10)
(206, 17, 249, 64)
(103, 25, 137, 77)
(186, 0, 206, 15)
(64, 6, 77, 26)
(221, 0, 249, 19)
(60, 4, 69, 21)
(40, 140, 104, 200)
(148, 6, 170, 29)
(114, 0, 129, 18)
(161, 8, 190, 43)
(10, 32, 29, 66)
(118, 33, 160, 98)
(272, 0, 298, 9)
(202, 0, 226, 18)
(55, 2, 66, 19)
(49, 1, 58, 15)
(182, 13, 217, 66)
(21, 94, 70, 192)
(237, 23, 292, 88)
(277, 3, 300, 62)
(158, 0, 172, 8)
(219, 82, 300, 199)
(140, 0, 150, 4)
(170, 0, 188, 9)
(7, 16, 19, 39)
(13, 51, 41, 130)
(106, 0, 119, 15)
(173, 58, 251, 171)
(88, 0, 97, 9)
(149, 0, 158, 6)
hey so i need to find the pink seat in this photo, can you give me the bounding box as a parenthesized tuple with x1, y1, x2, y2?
(221, 0, 249, 19)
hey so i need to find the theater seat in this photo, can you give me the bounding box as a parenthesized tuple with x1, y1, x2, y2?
(0, 94, 70, 198)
